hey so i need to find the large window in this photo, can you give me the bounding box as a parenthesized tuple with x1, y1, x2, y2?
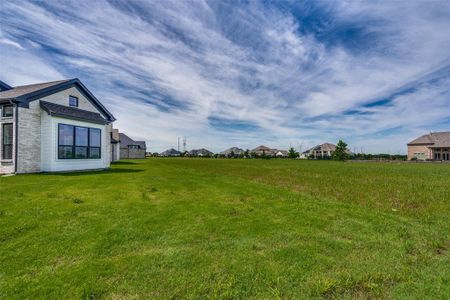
(2, 123, 13, 160)
(58, 124, 101, 159)
(2, 105, 13, 118)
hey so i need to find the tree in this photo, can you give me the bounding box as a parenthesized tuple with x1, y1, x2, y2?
(244, 149, 250, 158)
(332, 140, 349, 161)
(288, 147, 299, 159)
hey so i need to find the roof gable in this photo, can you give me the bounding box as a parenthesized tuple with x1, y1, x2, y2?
(119, 133, 146, 149)
(0, 78, 115, 122)
(0, 80, 12, 91)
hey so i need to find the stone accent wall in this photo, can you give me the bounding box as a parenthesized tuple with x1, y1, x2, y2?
(17, 101, 41, 173)
(120, 148, 146, 159)
(104, 123, 113, 164)
(407, 145, 432, 160)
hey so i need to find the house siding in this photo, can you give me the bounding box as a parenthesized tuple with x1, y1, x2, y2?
(407, 144, 433, 160)
(41, 116, 111, 172)
(38, 86, 103, 116)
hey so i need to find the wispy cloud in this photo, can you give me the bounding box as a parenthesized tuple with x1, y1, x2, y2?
(1, 0, 449, 153)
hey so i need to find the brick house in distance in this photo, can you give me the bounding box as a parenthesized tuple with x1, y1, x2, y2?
(119, 133, 146, 159)
(407, 132, 450, 161)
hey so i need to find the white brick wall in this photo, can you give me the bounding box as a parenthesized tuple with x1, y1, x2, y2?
(17, 101, 41, 173)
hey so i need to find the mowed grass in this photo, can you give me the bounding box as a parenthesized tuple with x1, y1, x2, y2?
(0, 159, 449, 299)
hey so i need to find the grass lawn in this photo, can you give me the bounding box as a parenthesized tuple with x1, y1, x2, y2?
(0, 158, 449, 299)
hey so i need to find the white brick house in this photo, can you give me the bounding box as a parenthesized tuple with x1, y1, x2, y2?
(0, 79, 116, 174)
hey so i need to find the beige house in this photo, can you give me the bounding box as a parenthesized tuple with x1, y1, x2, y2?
(303, 143, 336, 159)
(407, 132, 450, 161)
(251, 145, 280, 157)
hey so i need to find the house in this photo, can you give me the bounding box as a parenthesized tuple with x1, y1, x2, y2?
(251, 145, 287, 157)
(303, 143, 351, 159)
(275, 150, 288, 157)
(251, 145, 277, 156)
(119, 132, 146, 159)
(407, 132, 450, 161)
(220, 147, 245, 157)
(0, 79, 115, 174)
(189, 148, 214, 157)
(160, 148, 180, 157)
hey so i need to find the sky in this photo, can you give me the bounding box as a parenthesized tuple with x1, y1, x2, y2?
(1, 0, 450, 153)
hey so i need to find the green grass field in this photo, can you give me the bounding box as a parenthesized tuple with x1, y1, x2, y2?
(1, 158, 449, 299)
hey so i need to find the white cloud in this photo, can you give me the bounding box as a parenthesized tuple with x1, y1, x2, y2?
(0, 0, 449, 153)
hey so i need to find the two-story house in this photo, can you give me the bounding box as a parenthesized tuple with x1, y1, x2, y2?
(407, 132, 450, 161)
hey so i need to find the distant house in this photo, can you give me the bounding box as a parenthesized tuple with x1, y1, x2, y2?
(252, 145, 276, 156)
(303, 143, 351, 159)
(407, 132, 450, 161)
(160, 148, 180, 157)
(251, 145, 287, 157)
(189, 148, 214, 157)
(275, 150, 288, 157)
(119, 133, 146, 159)
(220, 147, 245, 157)
(0, 78, 115, 174)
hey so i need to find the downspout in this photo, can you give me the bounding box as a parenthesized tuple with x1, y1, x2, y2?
(9, 100, 18, 174)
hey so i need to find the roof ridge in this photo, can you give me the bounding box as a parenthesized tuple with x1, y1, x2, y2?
(12, 79, 72, 89)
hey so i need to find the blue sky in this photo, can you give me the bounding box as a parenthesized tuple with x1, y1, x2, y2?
(1, 0, 450, 153)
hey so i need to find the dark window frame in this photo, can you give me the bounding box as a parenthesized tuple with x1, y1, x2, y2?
(1, 105, 14, 118)
(58, 123, 101, 160)
(69, 95, 79, 107)
(2, 123, 13, 160)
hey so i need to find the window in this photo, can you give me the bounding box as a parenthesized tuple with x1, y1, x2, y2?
(75, 127, 88, 158)
(69, 96, 78, 107)
(129, 145, 139, 150)
(414, 152, 425, 160)
(58, 124, 101, 159)
(2, 105, 13, 118)
(89, 128, 101, 158)
(2, 123, 13, 160)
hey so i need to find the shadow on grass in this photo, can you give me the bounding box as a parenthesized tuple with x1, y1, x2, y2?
(111, 161, 139, 165)
(43, 168, 144, 176)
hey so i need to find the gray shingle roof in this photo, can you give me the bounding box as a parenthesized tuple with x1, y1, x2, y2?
(40, 101, 108, 124)
(309, 143, 337, 152)
(408, 132, 450, 147)
(0, 80, 69, 100)
(220, 147, 245, 155)
(119, 133, 146, 150)
(189, 148, 214, 156)
(160, 148, 180, 156)
(252, 145, 273, 152)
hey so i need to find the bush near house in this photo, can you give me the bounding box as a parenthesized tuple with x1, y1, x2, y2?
(0, 158, 449, 299)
